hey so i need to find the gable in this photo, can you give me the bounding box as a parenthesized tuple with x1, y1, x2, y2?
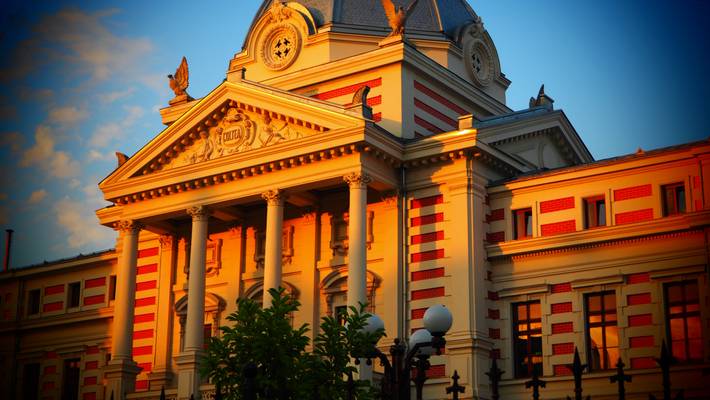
(101, 80, 366, 187)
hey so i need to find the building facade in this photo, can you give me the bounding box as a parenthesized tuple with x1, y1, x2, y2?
(1, 1, 708, 399)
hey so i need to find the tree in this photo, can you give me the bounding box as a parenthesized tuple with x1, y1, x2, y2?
(202, 288, 384, 399)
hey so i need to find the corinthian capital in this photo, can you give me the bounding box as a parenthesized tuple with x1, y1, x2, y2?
(261, 189, 286, 206)
(187, 205, 210, 221)
(115, 220, 144, 234)
(343, 172, 372, 189)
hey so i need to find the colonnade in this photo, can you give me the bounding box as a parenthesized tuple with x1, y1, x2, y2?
(104, 172, 372, 400)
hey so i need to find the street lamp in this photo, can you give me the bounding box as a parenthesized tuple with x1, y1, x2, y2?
(355, 304, 453, 400)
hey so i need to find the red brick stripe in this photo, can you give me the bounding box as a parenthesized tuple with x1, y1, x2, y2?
(411, 213, 444, 227)
(44, 284, 64, 295)
(411, 287, 444, 300)
(614, 184, 652, 201)
(411, 308, 427, 319)
(554, 365, 572, 376)
(540, 197, 575, 213)
(314, 78, 383, 101)
(83, 376, 97, 386)
(551, 302, 573, 314)
(630, 357, 656, 369)
(414, 98, 457, 128)
(134, 329, 154, 340)
(414, 81, 468, 115)
(44, 366, 56, 374)
(135, 297, 156, 307)
(134, 313, 155, 323)
(84, 361, 99, 370)
(43, 301, 63, 312)
(551, 322, 574, 334)
(132, 346, 153, 356)
(373, 112, 382, 122)
(414, 115, 445, 134)
(45, 351, 58, 358)
(552, 342, 575, 355)
(628, 314, 653, 327)
(135, 380, 149, 391)
(540, 220, 576, 236)
(489, 328, 500, 339)
(627, 273, 650, 284)
(138, 363, 152, 373)
(84, 277, 105, 288)
(411, 267, 445, 281)
(137, 264, 158, 275)
(86, 346, 99, 354)
(627, 293, 652, 305)
(83, 392, 97, 400)
(411, 249, 444, 263)
(629, 336, 654, 348)
(615, 209, 653, 225)
(136, 281, 157, 291)
(411, 231, 444, 244)
(42, 382, 55, 391)
(550, 283, 572, 293)
(411, 194, 443, 209)
(137, 247, 159, 258)
(83, 295, 105, 306)
(486, 231, 504, 243)
(427, 364, 446, 378)
(488, 291, 499, 300)
(488, 309, 500, 319)
(487, 208, 504, 222)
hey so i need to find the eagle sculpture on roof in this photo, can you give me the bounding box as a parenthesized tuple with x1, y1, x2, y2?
(168, 56, 190, 98)
(381, 0, 419, 37)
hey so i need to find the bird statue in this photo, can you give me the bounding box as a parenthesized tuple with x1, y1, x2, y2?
(168, 56, 190, 98)
(115, 152, 129, 167)
(381, 0, 419, 37)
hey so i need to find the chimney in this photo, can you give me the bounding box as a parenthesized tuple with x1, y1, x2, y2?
(4, 229, 13, 272)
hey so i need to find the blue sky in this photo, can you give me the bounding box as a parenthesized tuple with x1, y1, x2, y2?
(0, 0, 708, 268)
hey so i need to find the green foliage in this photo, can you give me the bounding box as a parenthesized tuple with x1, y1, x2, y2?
(202, 288, 385, 400)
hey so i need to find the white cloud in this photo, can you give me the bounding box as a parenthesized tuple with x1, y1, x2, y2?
(123, 105, 145, 126)
(28, 189, 48, 204)
(20, 125, 80, 179)
(48, 106, 88, 128)
(68, 179, 81, 188)
(54, 197, 113, 248)
(90, 123, 121, 148)
(99, 87, 135, 103)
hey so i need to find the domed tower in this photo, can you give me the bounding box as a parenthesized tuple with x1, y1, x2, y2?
(227, 0, 511, 138)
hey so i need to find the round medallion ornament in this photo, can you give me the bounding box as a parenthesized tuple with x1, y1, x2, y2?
(261, 23, 301, 71)
(465, 40, 493, 87)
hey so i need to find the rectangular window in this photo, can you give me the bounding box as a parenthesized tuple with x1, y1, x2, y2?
(109, 275, 117, 301)
(665, 280, 702, 362)
(584, 196, 606, 228)
(67, 282, 81, 308)
(512, 301, 542, 378)
(27, 289, 40, 316)
(61, 358, 80, 400)
(22, 363, 40, 400)
(513, 208, 533, 240)
(335, 305, 348, 326)
(585, 292, 618, 370)
(662, 183, 686, 216)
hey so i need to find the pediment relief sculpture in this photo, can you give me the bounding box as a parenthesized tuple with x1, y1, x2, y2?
(138, 100, 327, 175)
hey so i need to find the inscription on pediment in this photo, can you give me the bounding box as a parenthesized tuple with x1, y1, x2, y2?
(139, 100, 328, 175)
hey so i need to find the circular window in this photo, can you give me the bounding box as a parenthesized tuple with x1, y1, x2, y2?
(466, 41, 493, 87)
(261, 23, 301, 71)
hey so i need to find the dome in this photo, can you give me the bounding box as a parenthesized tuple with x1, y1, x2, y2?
(245, 0, 480, 46)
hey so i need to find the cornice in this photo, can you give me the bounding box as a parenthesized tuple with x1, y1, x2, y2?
(0, 251, 116, 280)
(0, 307, 113, 333)
(487, 211, 710, 260)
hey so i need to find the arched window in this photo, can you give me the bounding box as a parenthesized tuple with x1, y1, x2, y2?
(175, 292, 226, 351)
(320, 267, 381, 321)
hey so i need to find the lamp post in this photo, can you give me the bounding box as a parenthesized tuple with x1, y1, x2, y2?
(356, 304, 453, 400)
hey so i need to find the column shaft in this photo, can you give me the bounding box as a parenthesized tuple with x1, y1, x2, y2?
(184, 206, 209, 352)
(112, 220, 142, 361)
(262, 190, 285, 306)
(344, 172, 371, 308)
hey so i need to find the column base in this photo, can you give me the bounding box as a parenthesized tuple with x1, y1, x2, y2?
(147, 369, 175, 391)
(175, 350, 203, 400)
(103, 359, 142, 400)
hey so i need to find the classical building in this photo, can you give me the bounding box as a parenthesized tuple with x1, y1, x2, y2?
(1, 1, 708, 399)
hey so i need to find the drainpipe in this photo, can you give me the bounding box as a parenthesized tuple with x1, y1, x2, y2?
(4, 229, 13, 272)
(400, 167, 408, 339)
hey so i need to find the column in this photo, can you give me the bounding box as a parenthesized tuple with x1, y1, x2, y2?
(176, 206, 209, 400)
(344, 172, 371, 308)
(104, 220, 143, 400)
(261, 189, 285, 306)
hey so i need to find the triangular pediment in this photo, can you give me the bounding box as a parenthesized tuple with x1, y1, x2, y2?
(102, 81, 366, 187)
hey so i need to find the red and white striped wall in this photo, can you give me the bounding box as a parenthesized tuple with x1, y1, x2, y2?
(309, 77, 383, 122)
(413, 80, 468, 138)
(133, 245, 159, 391)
